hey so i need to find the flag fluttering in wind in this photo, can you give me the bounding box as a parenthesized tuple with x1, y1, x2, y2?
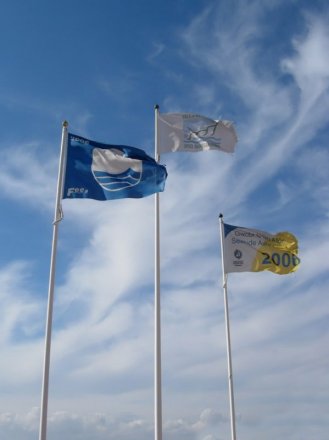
(218, 216, 300, 440)
(222, 223, 300, 275)
(157, 112, 237, 154)
(63, 133, 168, 200)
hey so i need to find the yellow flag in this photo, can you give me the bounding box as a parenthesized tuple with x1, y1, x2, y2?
(223, 224, 300, 275)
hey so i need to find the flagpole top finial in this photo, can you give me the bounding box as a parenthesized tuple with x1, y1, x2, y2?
(154, 104, 159, 110)
(62, 120, 69, 127)
(219, 213, 224, 218)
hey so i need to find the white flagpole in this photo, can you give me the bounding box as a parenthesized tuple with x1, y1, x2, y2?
(219, 213, 237, 440)
(154, 104, 163, 440)
(39, 121, 69, 440)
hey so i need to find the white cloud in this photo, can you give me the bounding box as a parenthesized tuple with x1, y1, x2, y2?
(0, 142, 57, 210)
(0, 262, 40, 339)
(0, 407, 227, 440)
(281, 13, 329, 98)
(0, 262, 44, 392)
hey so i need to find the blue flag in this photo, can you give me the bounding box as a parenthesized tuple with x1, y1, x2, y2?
(63, 133, 167, 200)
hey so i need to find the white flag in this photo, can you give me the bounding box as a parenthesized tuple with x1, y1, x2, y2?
(157, 112, 237, 154)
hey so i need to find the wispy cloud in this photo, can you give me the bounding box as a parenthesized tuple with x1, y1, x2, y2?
(147, 42, 166, 63)
(0, 142, 57, 210)
(177, 1, 329, 214)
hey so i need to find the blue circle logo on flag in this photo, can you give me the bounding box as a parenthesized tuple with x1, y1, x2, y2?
(91, 148, 142, 192)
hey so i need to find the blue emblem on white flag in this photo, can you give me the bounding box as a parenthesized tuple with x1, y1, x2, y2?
(63, 134, 167, 200)
(157, 113, 237, 153)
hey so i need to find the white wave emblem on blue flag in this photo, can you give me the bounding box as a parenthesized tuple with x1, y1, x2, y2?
(91, 148, 142, 192)
(64, 133, 167, 200)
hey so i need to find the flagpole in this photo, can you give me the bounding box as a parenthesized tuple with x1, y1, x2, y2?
(39, 121, 69, 440)
(154, 104, 163, 440)
(219, 213, 237, 440)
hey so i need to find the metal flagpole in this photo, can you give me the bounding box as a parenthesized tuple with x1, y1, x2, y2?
(39, 121, 69, 440)
(219, 213, 237, 440)
(154, 104, 163, 440)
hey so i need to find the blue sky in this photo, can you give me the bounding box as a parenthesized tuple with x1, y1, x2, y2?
(0, 1, 329, 439)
